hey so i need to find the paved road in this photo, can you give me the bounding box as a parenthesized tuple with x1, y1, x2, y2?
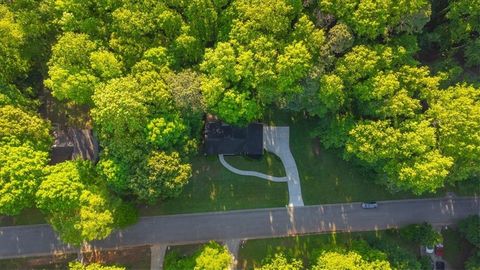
(0, 197, 478, 259)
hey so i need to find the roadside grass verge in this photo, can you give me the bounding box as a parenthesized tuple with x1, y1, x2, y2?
(442, 227, 475, 270)
(238, 230, 419, 269)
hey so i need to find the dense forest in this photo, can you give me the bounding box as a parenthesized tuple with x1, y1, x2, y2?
(0, 0, 479, 248)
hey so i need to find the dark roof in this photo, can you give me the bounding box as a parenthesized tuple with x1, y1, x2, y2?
(204, 122, 263, 156)
(50, 146, 73, 165)
(50, 126, 99, 164)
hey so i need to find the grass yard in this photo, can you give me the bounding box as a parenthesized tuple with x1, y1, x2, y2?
(262, 108, 437, 205)
(224, 152, 286, 177)
(0, 208, 45, 226)
(442, 227, 475, 270)
(138, 155, 289, 216)
(106, 107, 480, 217)
(0, 253, 77, 270)
(237, 230, 419, 269)
(0, 246, 151, 270)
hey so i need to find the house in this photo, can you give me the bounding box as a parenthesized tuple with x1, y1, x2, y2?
(50, 124, 99, 164)
(204, 118, 263, 157)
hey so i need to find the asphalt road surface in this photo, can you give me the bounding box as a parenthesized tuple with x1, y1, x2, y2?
(0, 197, 478, 259)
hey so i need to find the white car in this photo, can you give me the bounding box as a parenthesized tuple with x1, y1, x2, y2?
(361, 202, 378, 209)
(426, 246, 434, 254)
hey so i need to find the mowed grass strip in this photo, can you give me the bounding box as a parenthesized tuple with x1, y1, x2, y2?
(237, 230, 419, 269)
(138, 155, 289, 216)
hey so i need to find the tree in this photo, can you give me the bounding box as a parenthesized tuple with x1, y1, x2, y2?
(200, 0, 321, 124)
(428, 84, 480, 182)
(319, 0, 430, 39)
(275, 41, 312, 99)
(466, 250, 480, 270)
(0, 5, 28, 83)
(165, 241, 232, 270)
(459, 215, 480, 248)
(0, 143, 48, 215)
(0, 105, 52, 152)
(326, 23, 354, 54)
(231, 0, 302, 40)
(194, 241, 233, 270)
(400, 223, 442, 246)
(89, 50, 123, 79)
(186, 0, 219, 45)
(45, 32, 99, 105)
(5, 0, 56, 66)
(69, 262, 125, 270)
(165, 69, 205, 117)
(312, 250, 392, 270)
(346, 119, 453, 194)
(147, 116, 187, 149)
(92, 76, 149, 163)
(318, 42, 460, 194)
(130, 151, 191, 204)
(256, 253, 303, 270)
(465, 38, 480, 67)
(109, 0, 183, 66)
(50, 0, 116, 39)
(445, 0, 480, 47)
(36, 160, 117, 245)
(313, 74, 345, 117)
(0, 82, 32, 108)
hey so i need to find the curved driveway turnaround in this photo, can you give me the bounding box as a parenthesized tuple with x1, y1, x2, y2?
(218, 126, 304, 206)
(263, 127, 304, 206)
(218, 154, 288, 182)
(0, 197, 478, 259)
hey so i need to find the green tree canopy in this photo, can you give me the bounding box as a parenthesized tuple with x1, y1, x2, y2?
(319, 0, 431, 39)
(165, 241, 233, 270)
(256, 253, 303, 270)
(427, 84, 480, 181)
(399, 222, 442, 246)
(46, 32, 124, 105)
(0, 105, 52, 152)
(0, 5, 28, 82)
(130, 151, 192, 204)
(312, 250, 392, 270)
(69, 262, 126, 270)
(200, 0, 323, 124)
(459, 215, 480, 248)
(36, 160, 118, 245)
(0, 143, 48, 215)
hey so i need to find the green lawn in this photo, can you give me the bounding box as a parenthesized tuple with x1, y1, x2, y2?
(0, 208, 45, 226)
(0, 246, 150, 270)
(224, 152, 286, 177)
(0, 254, 77, 270)
(442, 227, 475, 270)
(237, 230, 419, 269)
(138, 155, 289, 216)
(140, 109, 430, 217)
(262, 109, 438, 204)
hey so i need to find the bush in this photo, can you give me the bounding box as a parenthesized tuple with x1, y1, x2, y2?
(400, 223, 442, 246)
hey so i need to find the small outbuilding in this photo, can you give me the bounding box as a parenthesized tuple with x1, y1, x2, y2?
(204, 118, 263, 157)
